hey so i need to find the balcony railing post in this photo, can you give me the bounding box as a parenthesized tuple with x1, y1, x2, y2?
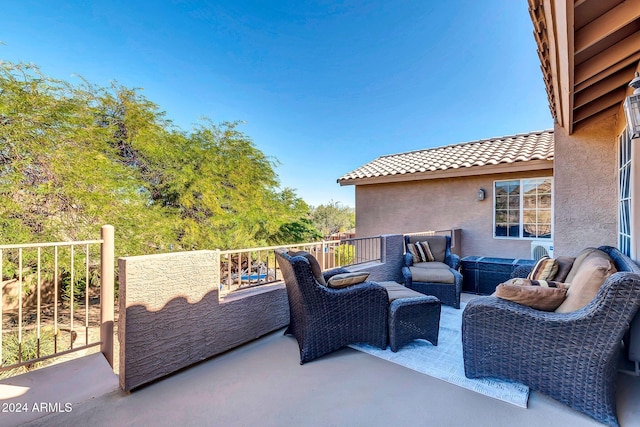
(100, 224, 115, 368)
(214, 249, 221, 294)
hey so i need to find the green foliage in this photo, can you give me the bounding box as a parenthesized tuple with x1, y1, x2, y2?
(0, 61, 320, 271)
(335, 244, 355, 265)
(310, 201, 355, 238)
(272, 218, 322, 245)
(1, 326, 56, 375)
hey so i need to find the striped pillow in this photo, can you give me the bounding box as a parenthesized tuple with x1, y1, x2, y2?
(508, 278, 569, 289)
(527, 256, 558, 281)
(408, 241, 435, 263)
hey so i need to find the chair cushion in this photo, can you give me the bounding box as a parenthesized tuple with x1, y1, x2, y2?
(409, 265, 455, 283)
(496, 278, 568, 311)
(555, 253, 617, 313)
(564, 248, 602, 283)
(288, 250, 326, 286)
(528, 256, 558, 280)
(554, 256, 575, 282)
(327, 272, 369, 289)
(412, 262, 451, 270)
(424, 236, 447, 262)
(377, 281, 425, 302)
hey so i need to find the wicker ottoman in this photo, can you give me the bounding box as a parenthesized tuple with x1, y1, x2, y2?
(378, 281, 442, 352)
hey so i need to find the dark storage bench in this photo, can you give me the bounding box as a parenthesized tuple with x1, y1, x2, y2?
(461, 256, 536, 295)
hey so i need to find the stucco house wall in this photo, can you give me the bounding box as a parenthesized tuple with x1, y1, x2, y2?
(552, 115, 619, 257)
(355, 169, 553, 259)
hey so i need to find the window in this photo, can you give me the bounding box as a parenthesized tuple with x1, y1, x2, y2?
(494, 178, 552, 239)
(618, 128, 632, 256)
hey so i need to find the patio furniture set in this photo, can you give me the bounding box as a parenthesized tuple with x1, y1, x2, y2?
(275, 238, 640, 427)
(274, 249, 441, 364)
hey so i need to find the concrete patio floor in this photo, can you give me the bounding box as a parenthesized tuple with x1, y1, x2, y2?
(11, 294, 640, 427)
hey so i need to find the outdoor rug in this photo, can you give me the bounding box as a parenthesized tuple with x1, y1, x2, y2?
(350, 302, 530, 408)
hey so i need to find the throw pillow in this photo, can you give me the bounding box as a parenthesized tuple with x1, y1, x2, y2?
(527, 256, 558, 281)
(508, 278, 569, 289)
(554, 256, 576, 282)
(555, 255, 617, 313)
(288, 250, 326, 286)
(419, 241, 435, 262)
(496, 278, 568, 311)
(407, 241, 435, 263)
(327, 272, 370, 289)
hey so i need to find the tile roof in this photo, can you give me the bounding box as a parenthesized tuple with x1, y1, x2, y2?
(338, 130, 554, 184)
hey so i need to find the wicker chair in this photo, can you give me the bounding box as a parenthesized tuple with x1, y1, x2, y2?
(402, 235, 463, 308)
(274, 250, 388, 364)
(462, 246, 640, 427)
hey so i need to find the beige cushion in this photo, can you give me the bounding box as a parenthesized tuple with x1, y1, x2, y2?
(408, 235, 447, 262)
(564, 248, 601, 283)
(554, 256, 575, 282)
(377, 281, 425, 302)
(496, 279, 568, 311)
(412, 262, 451, 270)
(327, 272, 370, 289)
(409, 265, 455, 283)
(555, 254, 617, 313)
(288, 250, 326, 286)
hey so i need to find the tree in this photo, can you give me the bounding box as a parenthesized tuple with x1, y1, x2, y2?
(0, 61, 317, 264)
(310, 201, 355, 238)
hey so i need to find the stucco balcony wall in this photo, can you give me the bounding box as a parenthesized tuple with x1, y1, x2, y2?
(118, 250, 289, 391)
(117, 235, 435, 392)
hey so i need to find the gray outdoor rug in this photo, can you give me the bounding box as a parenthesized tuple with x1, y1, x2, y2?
(350, 302, 530, 408)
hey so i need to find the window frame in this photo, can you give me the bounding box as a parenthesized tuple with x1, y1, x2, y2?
(493, 177, 554, 240)
(618, 127, 632, 256)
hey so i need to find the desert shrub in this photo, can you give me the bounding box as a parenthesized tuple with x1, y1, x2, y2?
(1, 326, 57, 378)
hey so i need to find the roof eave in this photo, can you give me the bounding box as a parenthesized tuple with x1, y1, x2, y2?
(338, 159, 554, 186)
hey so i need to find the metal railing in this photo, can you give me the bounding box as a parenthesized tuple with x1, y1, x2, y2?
(219, 235, 382, 295)
(0, 225, 114, 374)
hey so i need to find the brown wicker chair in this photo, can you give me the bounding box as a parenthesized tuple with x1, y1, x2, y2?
(275, 250, 388, 364)
(462, 246, 640, 427)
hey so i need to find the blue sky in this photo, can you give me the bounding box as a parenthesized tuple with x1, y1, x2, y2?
(1, 1, 552, 208)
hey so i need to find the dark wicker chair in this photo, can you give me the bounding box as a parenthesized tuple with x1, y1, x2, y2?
(402, 235, 463, 308)
(274, 250, 388, 364)
(462, 246, 640, 427)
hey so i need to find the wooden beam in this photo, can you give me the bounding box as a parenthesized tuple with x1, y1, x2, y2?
(574, 69, 635, 108)
(575, 31, 640, 85)
(572, 104, 618, 132)
(575, 52, 640, 92)
(575, 1, 640, 55)
(555, 0, 574, 133)
(573, 87, 626, 123)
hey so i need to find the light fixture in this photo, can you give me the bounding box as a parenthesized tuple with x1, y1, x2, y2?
(624, 71, 640, 139)
(477, 188, 485, 201)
